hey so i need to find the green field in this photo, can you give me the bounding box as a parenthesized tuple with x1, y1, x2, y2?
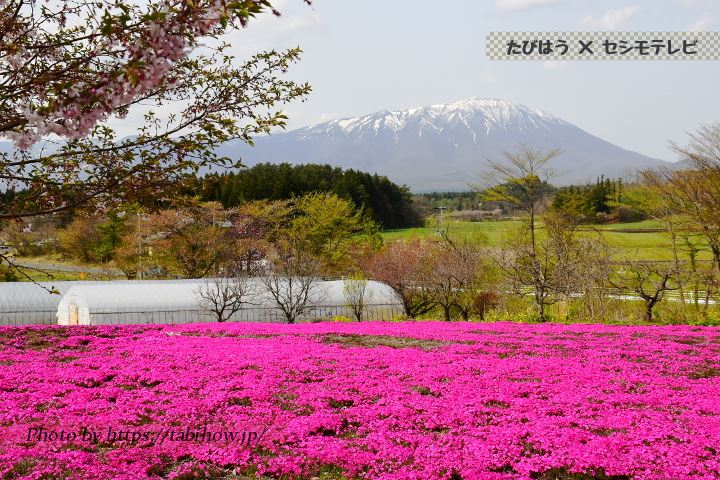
(8, 254, 126, 283)
(12, 267, 122, 283)
(381, 219, 712, 262)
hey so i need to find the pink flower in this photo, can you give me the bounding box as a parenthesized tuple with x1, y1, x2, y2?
(0, 322, 718, 479)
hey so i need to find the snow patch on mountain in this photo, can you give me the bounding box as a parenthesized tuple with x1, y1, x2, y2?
(219, 98, 669, 191)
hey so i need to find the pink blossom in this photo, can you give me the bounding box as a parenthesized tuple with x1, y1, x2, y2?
(8, 1, 245, 149)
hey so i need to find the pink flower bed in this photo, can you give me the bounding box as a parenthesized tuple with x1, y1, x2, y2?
(1, 322, 719, 479)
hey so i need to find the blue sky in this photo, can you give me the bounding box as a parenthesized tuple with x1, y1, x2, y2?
(224, 0, 720, 161)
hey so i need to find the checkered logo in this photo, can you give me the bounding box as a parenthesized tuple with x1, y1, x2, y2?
(486, 32, 720, 61)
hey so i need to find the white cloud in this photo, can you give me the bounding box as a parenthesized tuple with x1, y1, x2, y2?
(581, 6, 639, 30)
(496, 0, 561, 11)
(689, 14, 713, 31)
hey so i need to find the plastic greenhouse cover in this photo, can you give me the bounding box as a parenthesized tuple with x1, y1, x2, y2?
(0, 279, 201, 313)
(58, 279, 398, 312)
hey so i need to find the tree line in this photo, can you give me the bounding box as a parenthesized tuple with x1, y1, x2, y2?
(187, 163, 423, 229)
(420, 177, 636, 224)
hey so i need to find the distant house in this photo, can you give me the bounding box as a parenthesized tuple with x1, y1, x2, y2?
(448, 208, 503, 222)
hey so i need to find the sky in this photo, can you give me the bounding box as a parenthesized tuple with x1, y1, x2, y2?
(210, 0, 720, 162)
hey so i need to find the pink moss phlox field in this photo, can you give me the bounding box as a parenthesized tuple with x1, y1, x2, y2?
(1, 322, 719, 479)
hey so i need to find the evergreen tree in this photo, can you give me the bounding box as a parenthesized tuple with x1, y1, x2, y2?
(195, 163, 423, 229)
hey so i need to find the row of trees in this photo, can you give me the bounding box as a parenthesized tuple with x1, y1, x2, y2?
(80, 193, 378, 279)
(2, 191, 379, 273)
(551, 177, 634, 223)
(365, 232, 497, 321)
(197, 250, 328, 324)
(191, 163, 423, 229)
(196, 227, 500, 324)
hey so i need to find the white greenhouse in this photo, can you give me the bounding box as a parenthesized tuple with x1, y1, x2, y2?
(0, 279, 221, 326)
(0, 282, 71, 325)
(54, 278, 401, 326)
(0, 280, 236, 325)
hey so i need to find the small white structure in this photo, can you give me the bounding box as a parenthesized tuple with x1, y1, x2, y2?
(56, 278, 400, 326)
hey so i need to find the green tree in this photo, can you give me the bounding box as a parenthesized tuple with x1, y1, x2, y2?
(58, 216, 103, 263)
(0, 262, 18, 282)
(145, 202, 237, 278)
(95, 212, 130, 262)
(284, 192, 381, 274)
(551, 177, 623, 223)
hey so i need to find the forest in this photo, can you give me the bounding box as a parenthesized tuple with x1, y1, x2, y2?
(189, 163, 424, 229)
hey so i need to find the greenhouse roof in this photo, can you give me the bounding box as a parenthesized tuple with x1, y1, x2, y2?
(0, 279, 202, 313)
(58, 279, 398, 311)
(0, 282, 68, 313)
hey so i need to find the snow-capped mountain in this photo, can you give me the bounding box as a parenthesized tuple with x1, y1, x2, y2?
(221, 98, 668, 191)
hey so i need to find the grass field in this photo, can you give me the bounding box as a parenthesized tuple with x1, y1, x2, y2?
(7, 254, 125, 282)
(381, 219, 712, 262)
(13, 267, 120, 283)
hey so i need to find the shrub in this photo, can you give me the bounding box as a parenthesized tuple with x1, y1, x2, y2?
(472, 291, 500, 321)
(0, 263, 18, 282)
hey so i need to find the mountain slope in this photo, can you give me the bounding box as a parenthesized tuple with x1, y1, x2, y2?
(221, 98, 668, 191)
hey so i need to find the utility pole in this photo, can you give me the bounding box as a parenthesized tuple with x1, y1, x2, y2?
(435, 206, 447, 228)
(137, 212, 142, 279)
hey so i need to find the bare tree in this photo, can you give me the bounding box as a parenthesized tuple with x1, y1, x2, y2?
(475, 145, 560, 254)
(573, 236, 615, 322)
(427, 227, 488, 321)
(261, 248, 326, 324)
(343, 274, 371, 322)
(626, 125, 720, 313)
(491, 211, 583, 321)
(475, 146, 561, 319)
(197, 275, 259, 323)
(636, 171, 695, 304)
(363, 239, 437, 319)
(610, 261, 680, 323)
(679, 233, 719, 312)
(654, 124, 720, 279)
(470, 291, 500, 321)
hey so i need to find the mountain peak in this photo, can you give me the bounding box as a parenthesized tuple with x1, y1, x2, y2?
(224, 98, 667, 191)
(305, 98, 568, 138)
(442, 97, 564, 123)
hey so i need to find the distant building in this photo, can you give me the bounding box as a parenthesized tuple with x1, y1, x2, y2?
(448, 208, 503, 222)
